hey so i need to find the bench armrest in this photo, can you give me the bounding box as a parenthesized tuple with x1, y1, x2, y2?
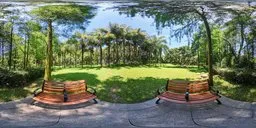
(87, 87, 96, 95)
(157, 86, 166, 95)
(185, 89, 189, 102)
(33, 88, 42, 97)
(63, 89, 68, 102)
(210, 88, 221, 97)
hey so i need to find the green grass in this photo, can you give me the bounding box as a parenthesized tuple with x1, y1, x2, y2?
(52, 65, 203, 103)
(213, 76, 256, 102)
(0, 79, 43, 102)
(1, 65, 255, 103)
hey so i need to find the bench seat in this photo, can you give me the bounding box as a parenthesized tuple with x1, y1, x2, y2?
(156, 79, 221, 104)
(33, 92, 96, 105)
(33, 80, 97, 106)
(158, 91, 220, 104)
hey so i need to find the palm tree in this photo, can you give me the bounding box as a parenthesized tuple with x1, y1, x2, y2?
(120, 25, 129, 64)
(87, 34, 98, 67)
(95, 28, 108, 67)
(75, 32, 88, 68)
(60, 43, 69, 68)
(104, 31, 115, 67)
(131, 28, 146, 63)
(125, 29, 135, 63)
(109, 23, 123, 64)
(148, 36, 167, 64)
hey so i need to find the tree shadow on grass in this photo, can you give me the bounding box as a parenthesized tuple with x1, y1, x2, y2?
(52, 72, 193, 103)
(99, 76, 188, 103)
(162, 65, 207, 73)
(0, 88, 30, 102)
(52, 72, 101, 87)
(213, 76, 256, 102)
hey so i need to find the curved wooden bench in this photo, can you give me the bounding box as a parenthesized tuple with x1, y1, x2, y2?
(33, 80, 97, 106)
(156, 79, 221, 104)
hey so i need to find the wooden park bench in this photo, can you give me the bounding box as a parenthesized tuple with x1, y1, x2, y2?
(33, 80, 97, 106)
(156, 79, 221, 104)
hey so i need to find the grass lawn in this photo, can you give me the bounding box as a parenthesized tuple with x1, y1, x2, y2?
(0, 79, 43, 102)
(51, 65, 203, 103)
(213, 76, 256, 102)
(0, 65, 255, 103)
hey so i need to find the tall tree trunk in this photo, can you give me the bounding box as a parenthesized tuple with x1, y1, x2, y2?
(44, 20, 53, 81)
(159, 48, 162, 64)
(123, 38, 126, 64)
(96, 48, 99, 65)
(100, 45, 103, 67)
(23, 37, 27, 69)
(134, 44, 137, 63)
(81, 44, 84, 68)
(129, 43, 131, 63)
(252, 41, 255, 69)
(8, 25, 13, 70)
(116, 40, 119, 64)
(26, 34, 30, 68)
(1, 40, 4, 66)
(238, 23, 244, 62)
(63, 52, 66, 68)
(13, 48, 17, 70)
(107, 44, 111, 67)
(197, 49, 200, 69)
(90, 48, 93, 67)
(196, 8, 214, 87)
(74, 52, 77, 67)
(69, 52, 72, 67)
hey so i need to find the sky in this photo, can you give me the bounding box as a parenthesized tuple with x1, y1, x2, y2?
(1, 1, 190, 48)
(73, 2, 189, 48)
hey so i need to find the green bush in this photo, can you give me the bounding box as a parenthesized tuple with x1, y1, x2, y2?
(0, 68, 44, 88)
(216, 68, 256, 85)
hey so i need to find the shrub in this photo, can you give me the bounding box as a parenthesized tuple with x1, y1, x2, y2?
(0, 68, 44, 88)
(216, 68, 256, 85)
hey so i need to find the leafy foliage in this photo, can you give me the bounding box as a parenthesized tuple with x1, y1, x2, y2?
(216, 68, 256, 85)
(0, 68, 44, 88)
(31, 4, 95, 24)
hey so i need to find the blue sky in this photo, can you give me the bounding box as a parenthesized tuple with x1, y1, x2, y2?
(83, 3, 189, 48)
(3, 1, 189, 48)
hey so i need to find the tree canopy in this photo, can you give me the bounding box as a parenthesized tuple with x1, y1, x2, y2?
(30, 4, 96, 80)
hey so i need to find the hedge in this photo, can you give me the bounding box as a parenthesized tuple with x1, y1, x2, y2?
(0, 68, 44, 88)
(216, 68, 256, 85)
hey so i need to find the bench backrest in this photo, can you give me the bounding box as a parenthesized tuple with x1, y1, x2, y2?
(189, 80, 209, 93)
(43, 81, 65, 94)
(64, 80, 87, 94)
(166, 79, 209, 93)
(166, 80, 190, 93)
(42, 80, 87, 94)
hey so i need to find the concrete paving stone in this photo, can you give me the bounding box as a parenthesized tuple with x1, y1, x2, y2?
(56, 109, 130, 128)
(192, 105, 252, 119)
(0, 95, 256, 127)
(220, 96, 252, 109)
(126, 98, 157, 111)
(214, 105, 252, 118)
(128, 106, 195, 127)
(194, 115, 256, 128)
(0, 109, 61, 127)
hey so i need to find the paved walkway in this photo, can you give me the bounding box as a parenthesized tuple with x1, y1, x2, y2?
(0, 96, 256, 128)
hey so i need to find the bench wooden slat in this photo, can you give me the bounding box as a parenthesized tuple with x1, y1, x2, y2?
(33, 80, 96, 106)
(167, 80, 189, 93)
(43, 87, 64, 92)
(158, 79, 220, 104)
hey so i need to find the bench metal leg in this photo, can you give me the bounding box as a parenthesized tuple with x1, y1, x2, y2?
(156, 98, 161, 104)
(30, 100, 36, 105)
(216, 99, 222, 105)
(93, 99, 98, 104)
